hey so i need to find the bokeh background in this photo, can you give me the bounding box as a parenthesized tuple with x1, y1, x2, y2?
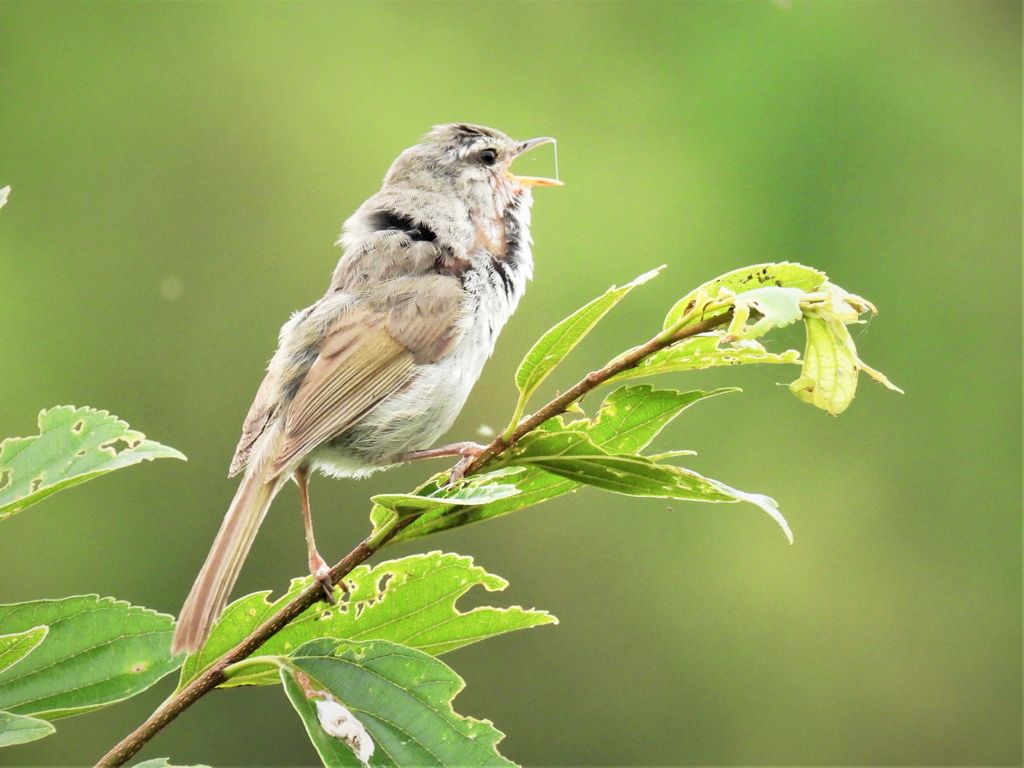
(0, 2, 1019, 766)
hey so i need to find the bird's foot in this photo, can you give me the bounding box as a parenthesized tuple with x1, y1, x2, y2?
(310, 553, 337, 605)
(447, 443, 487, 485)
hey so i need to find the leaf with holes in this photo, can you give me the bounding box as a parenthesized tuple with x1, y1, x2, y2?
(663, 262, 826, 331)
(378, 386, 733, 545)
(501, 429, 735, 501)
(177, 552, 555, 689)
(498, 428, 793, 541)
(0, 710, 54, 748)
(0, 596, 179, 719)
(606, 334, 800, 385)
(281, 638, 515, 767)
(0, 406, 185, 521)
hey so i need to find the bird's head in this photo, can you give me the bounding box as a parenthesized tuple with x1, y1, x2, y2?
(383, 123, 561, 208)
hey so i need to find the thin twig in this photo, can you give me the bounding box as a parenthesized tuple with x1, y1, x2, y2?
(94, 309, 733, 767)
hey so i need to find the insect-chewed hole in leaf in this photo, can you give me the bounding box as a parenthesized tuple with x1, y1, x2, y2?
(376, 572, 394, 594)
(0, 469, 9, 492)
(29, 477, 43, 493)
(319, 611, 333, 620)
(106, 438, 134, 454)
(71, 420, 85, 435)
(74, 449, 87, 458)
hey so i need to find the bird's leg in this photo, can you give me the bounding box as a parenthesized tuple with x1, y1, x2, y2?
(394, 441, 487, 484)
(294, 466, 339, 604)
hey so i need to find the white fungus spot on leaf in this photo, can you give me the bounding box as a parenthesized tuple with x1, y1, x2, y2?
(315, 697, 375, 766)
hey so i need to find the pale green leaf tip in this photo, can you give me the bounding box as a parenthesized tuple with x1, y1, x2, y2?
(715, 482, 793, 544)
(0, 186, 9, 210)
(629, 265, 665, 286)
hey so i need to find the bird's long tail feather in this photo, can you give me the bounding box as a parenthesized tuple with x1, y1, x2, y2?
(172, 469, 284, 654)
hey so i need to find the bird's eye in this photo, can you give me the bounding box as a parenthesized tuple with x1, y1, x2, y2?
(477, 148, 498, 166)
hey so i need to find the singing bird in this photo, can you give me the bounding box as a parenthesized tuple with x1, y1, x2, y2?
(172, 124, 560, 653)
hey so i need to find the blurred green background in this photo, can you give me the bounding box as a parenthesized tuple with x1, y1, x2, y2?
(0, 2, 1019, 766)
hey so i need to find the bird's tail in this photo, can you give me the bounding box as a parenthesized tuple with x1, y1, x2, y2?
(172, 468, 284, 655)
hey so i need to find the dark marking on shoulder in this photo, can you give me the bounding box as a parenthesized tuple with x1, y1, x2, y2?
(368, 209, 439, 244)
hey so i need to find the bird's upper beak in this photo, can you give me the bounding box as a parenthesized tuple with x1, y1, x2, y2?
(508, 137, 563, 187)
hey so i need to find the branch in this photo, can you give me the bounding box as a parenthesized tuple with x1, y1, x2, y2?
(94, 309, 733, 767)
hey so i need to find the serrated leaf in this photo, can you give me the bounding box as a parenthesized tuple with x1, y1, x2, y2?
(664, 262, 827, 330)
(607, 334, 801, 385)
(281, 638, 516, 767)
(0, 626, 48, 675)
(513, 267, 661, 407)
(0, 406, 185, 521)
(0, 710, 54, 747)
(179, 552, 555, 689)
(382, 387, 730, 545)
(501, 430, 734, 501)
(0, 596, 179, 719)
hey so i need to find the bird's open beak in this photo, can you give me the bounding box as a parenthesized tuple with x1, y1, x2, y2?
(509, 137, 563, 187)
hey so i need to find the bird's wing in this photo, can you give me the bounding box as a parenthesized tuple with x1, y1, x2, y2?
(230, 372, 280, 477)
(268, 275, 464, 476)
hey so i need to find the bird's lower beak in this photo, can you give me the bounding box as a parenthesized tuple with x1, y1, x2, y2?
(509, 137, 563, 187)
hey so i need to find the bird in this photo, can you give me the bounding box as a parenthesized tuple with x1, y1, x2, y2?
(172, 123, 561, 654)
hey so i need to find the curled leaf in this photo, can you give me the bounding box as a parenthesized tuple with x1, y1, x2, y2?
(792, 283, 903, 415)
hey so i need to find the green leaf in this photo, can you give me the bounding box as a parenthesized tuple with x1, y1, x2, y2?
(371, 481, 521, 520)
(501, 430, 735, 501)
(131, 760, 211, 768)
(0, 710, 54, 747)
(507, 267, 662, 435)
(573, 385, 736, 452)
(607, 334, 800, 385)
(0, 406, 185, 521)
(382, 386, 732, 545)
(0, 596, 179, 719)
(664, 262, 826, 330)
(281, 638, 515, 767)
(0, 626, 48, 675)
(178, 552, 555, 689)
